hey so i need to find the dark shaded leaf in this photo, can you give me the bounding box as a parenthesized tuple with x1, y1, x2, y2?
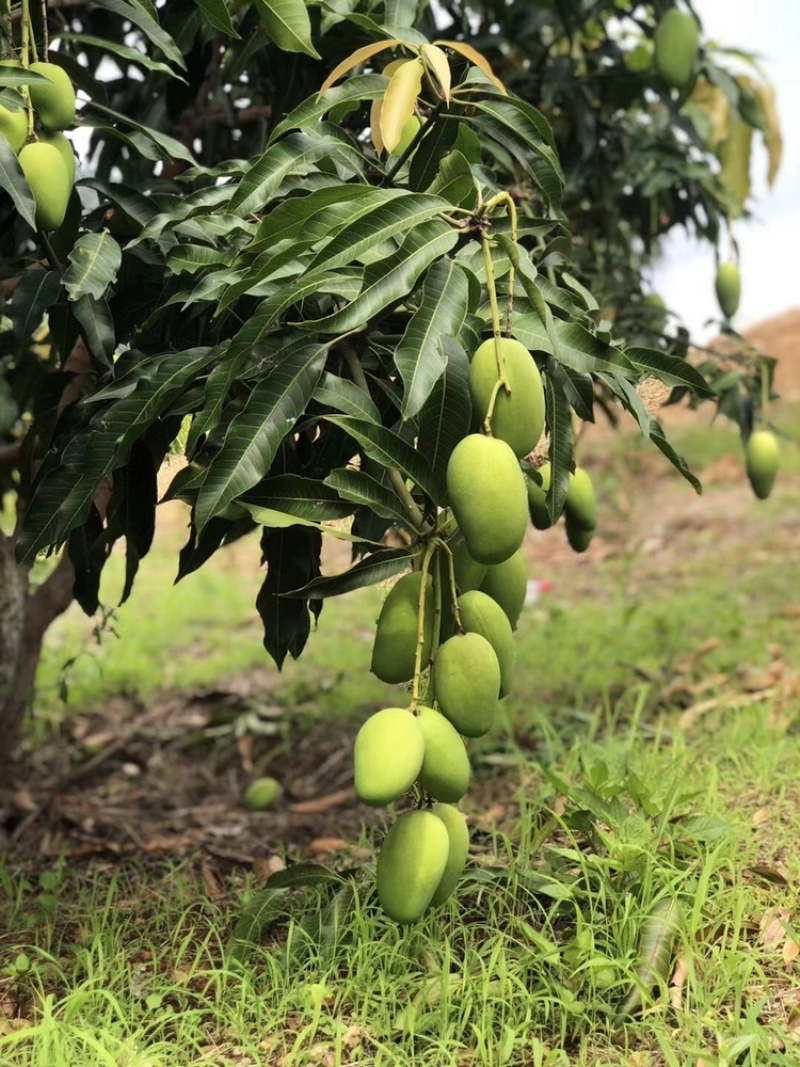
(257, 524, 322, 668)
(283, 545, 414, 599)
(417, 336, 472, 496)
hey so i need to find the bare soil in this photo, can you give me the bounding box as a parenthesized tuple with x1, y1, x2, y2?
(1, 310, 798, 884)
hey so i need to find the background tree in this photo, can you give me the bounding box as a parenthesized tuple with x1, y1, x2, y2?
(0, 0, 782, 762)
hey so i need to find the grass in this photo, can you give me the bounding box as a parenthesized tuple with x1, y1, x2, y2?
(3, 405, 799, 1065)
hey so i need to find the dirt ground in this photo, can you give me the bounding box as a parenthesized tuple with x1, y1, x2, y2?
(1, 309, 798, 883)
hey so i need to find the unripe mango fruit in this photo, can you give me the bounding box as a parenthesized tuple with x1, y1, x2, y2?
(447, 434, 528, 565)
(18, 142, 71, 231)
(565, 467, 597, 530)
(0, 100, 27, 153)
(745, 430, 779, 500)
(433, 631, 500, 738)
(28, 61, 76, 130)
(715, 262, 740, 320)
(371, 571, 434, 684)
(565, 516, 594, 554)
(40, 130, 76, 187)
(430, 803, 470, 907)
(376, 810, 450, 923)
(480, 548, 527, 630)
(452, 541, 488, 593)
(416, 706, 471, 803)
(354, 707, 424, 806)
(243, 776, 282, 810)
(654, 9, 700, 89)
(457, 589, 515, 698)
(527, 462, 554, 530)
(469, 338, 545, 458)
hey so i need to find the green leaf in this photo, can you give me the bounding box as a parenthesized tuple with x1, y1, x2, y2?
(0, 69, 51, 87)
(166, 243, 235, 276)
(194, 344, 327, 530)
(426, 149, 480, 208)
(55, 32, 183, 75)
(250, 185, 377, 250)
(7, 271, 61, 344)
(395, 259, 469, 420)
(82, 101, 196, 163)
(306, 192, 450, 273)
(253, 0, 321, 58)
(417, 337, 472, 497)
(194, 0, 240, 37)
(92, 0, 187, 69)
(314, 372, 381, 423)
(627, 347, 714, 397)
(63, 233, 122, 301)
(0, 137, 36, 231)
(72, 295, 116, 370)
(302, 220, 459, 334)
(408, 111, 460, 192)
(551, 321, 636, 376)
(383, 0, 418, 28)
(283, 546, 415, 599)
(324, 468, 410, 527)
(324, 414, 443, 503)
(270, 75, 387, 140)
(472, 96, 564, 207)
(543, 365, 573, 523)
(241, 475, 354, 522)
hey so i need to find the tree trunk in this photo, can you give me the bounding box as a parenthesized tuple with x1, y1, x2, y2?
(0, 532, 75, 771)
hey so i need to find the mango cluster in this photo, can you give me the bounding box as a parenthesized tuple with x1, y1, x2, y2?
(0, 59, 76, 232)
(527, 461, 599, 553)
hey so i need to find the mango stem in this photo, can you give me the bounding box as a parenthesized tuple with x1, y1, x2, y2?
(410, 542, 436, 709)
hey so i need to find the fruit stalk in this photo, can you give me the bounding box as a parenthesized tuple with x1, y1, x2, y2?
(410, 542, 437, 708)
(484, 192, 518, 333)
(760, 360, 770, 419)
(20, 0, 34, 138)
(436, 538, 463, 633)
(479, 232, 510, 434)
(342, 345, 424, 529)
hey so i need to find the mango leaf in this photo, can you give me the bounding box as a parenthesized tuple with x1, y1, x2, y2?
(314, 372, 382, 423)
(543, 366, 573, 523)
(324, 414, 442, 504)
(417, 337, 472, 496)
(395, 259, 469, 419)
(55, 32, 183, 74)
(0, 138, 36, 230)
(82, 100, 196, 163)
(302, 219, 459, 334)
(384, 0, 418, 28)
(194, 0, 239, 37)
(258, 525, 322, 670)
(421, 44, 451, 103)
(254, 0, 320, 58)
(425, 149, 479, 208)
(241, 475, 354, 522)
(72, 294, 116, 370)
(92, 0, 186, 69)
(381, 59, 424, 154)
(250, 184, 376, 250)
(472, 97, 563, 208)
(548, 360, 594, 423)
(63, 233, 122, 301)
(0, 69, 51, 87)
(627, 348, 713, 396)
(283, 546, 414, 598)
(7, 271, 61, 344)
(551, 321, 635, 376)
(194, 344, 327, 531)
(272, 74, 387, 139)
(324, 468, 410, 527)
(317, 40, 397, 98)
(434, 39, 506, 94)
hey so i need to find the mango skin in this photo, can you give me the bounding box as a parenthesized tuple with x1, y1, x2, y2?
(430, 803, 470, 907)
(371, 571, 434, 684)
(376, 810, 450, 924)
(470, 338, 545, 458)
(416, 706, 471, 803)
(480, 548, 527, 630)
(40, 130, 76, 187)
(447, 434, 528, 565)
(565, 517, 594, 554)
(745, 430, 779, 500)
(565, 467, 597, 530)
(243, 776, 282, 811)
(18, 142, 71, 231)
(29, 61, 76, 130)
(354, 707, 424, 806)
(433, 631, 500, 738)
(527, 462, 555, 530)
(715, 262, 741, 320)
(452, 540, 488, 594)
(457, 589, 515, 699)
(0, 101, 27, 153)
(654, 9, 700, 89)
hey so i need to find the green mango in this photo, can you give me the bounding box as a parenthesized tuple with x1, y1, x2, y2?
(29, 61, 76, 130)
(715, 262, 741, 320)
(452, 540, 488, 594)
(0, 99, 27, 153)
(654, 9, 700, 89)
(565, 467, 597, 530)
(745, 430, 779, 500)
(18, 142, 71, 231)
(527, 462, 554, 530)
(457, 589, 515, 698)
(416, 706, 471, 803)
(376, 810, 450, 923)
(565, 516, 594, 554)
(480, 548, 527, 630)
(48, 187, 82, 263)
(39, 130, 76, 187)
(354, 707, 425, 806)
(371, 571, 434, 684)
(433, 631, 500, 738)
(447, 434, 528, 565)
(243, 776, 282, 811)
(430, 803, 470, 907)
(469, 337, 545, 458)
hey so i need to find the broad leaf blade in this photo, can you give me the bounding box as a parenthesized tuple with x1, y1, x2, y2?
(417, 337, 472, 497)
(0, 138, 36, 230)
(63, 233, 122, 301)
(254, 0, 321, 58)
(283, 546, 414, 598)
(324, 468, 410, 527)
(543, 364, 573, 522)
